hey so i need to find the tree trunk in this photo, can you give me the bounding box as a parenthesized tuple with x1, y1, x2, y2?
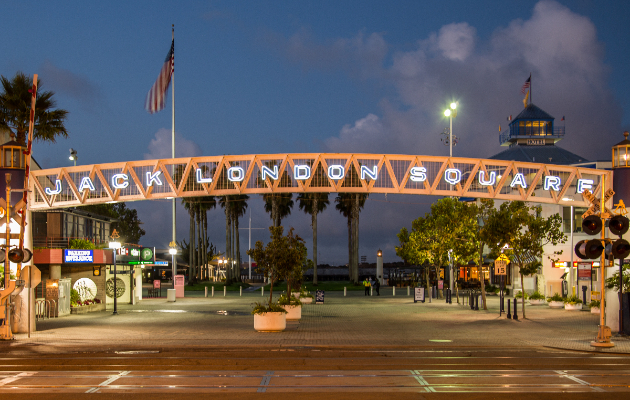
(347, 215, 353, 283)
(203, 211, 208, 281)
(520, 270, 526, 318)
(188, 211, 194, 285)
(196, 208, 202, 281)
(225, 205, 231, 283)
(313, 198, 318, 286)
(272, 196, 279, 227)
(234, 212, 241, 282)
(352, 195, 360, 284)
(479, 246, 487, 310)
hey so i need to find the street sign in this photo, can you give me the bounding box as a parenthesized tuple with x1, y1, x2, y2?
(577, 262, 591, 280)
(591, 291, 601, 301)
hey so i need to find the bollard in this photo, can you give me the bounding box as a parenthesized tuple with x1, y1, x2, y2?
(212, 286, 214, 297)
(393, 286, 396, 296)
(513, 298, 518, 320)
(240, 286, 242, 297)
(262, 287, 264, 296)
(582, 285, 587, 306)
(500, 293, 504, 315)
(407, 286, 410, 296)
(344, 287, 347, 297)
(205, 286, 208, 298)
(470, 292, 474, 310)
(224, 286, 227, 297)
(507, 297, 511, 319)
(474, 294, 479, 311)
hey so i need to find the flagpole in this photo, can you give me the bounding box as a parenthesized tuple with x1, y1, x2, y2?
(171, 24, 177, 282)
(529, 73, 532, 105)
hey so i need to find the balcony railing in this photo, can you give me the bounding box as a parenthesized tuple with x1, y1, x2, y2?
(33, 236, 107, 249)
(499, 126, 566, 145)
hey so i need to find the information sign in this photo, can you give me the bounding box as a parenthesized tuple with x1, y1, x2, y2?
(494, 260, 508, 275)
(591, 291, 601, 301)
(316, 290, 325, 304)
(577, 262, 592, 280)
(64, 249, 93, 263)
(153, 280, 161, 289)
(437, 280, 444, 290)
(414, 287, 425, 303)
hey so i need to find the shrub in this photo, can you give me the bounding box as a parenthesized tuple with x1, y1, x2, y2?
(69, 239, 95, 250)
(277, 294, 302, 306)
(564, 294, 583, 305)
(547, 293, 564, 302)
(251, 301, 288, 315)
(485, 284, 499, 294)
(515, 290, 528, 299)
(529, 291, 545, 300)
(589, 300, 600, 308)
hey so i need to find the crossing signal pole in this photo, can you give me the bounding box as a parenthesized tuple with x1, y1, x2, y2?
(574, 183, 630, 348)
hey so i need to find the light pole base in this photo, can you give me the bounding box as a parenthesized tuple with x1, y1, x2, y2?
(590, 341, 615, 348)
(590, 325, 614, 348)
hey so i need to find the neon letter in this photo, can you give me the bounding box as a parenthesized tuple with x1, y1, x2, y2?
(45, 179, 62, 195)
(328, 165, 344, 180)
(146, 171, 162, 187)
(294, 165, 311, 180)
(112, 174, 129, 189)
(478, 171, 496, 186)
(510, 173, 527, 189)
(409, 167, 427, 182)
(444, 168, 462, 185)
(78, 177, 95, 192)
(196, 168, 212, 183)
(360, 165, 378, 180)
(261, 165, 278, 181)
(544, 176, 561, 191)
(577, 179, 593, 194)
(227, 166, 244, 182)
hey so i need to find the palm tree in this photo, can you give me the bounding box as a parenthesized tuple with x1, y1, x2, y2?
(197, 196, 216, 280)
(219, 196, 233, 283)
(335, 193, 368, 284)
(263, 193, 294, 227)
(0, 72, 69, 145)
(182, 197, 198, 284)
(229, 194, 249, 282)
(297, 192, 329, 285)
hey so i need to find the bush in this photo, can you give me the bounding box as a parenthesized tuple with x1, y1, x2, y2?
(529, 291, 545, 300)
(69, 239, 95, 250)
(70, 289, 80, 307)
(547, 293, 564, 302)
(564, 294, 583, 305)
(589, 300, 600, 308)
(485, 284, 499, 294)
(515, 290, 528, 299)
(277, 294, 302, 306)
(251, 301, 288, 315)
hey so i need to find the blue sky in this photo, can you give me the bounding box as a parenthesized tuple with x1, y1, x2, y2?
(2, 0, 629, 264)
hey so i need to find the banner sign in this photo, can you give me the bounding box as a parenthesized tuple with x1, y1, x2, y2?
(578, 262, 592, 280)
(414, 287, 425, 303)
(64, 249, 93, 263)
(316, 290, 325, 304)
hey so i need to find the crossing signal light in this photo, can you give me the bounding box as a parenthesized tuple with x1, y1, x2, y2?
(575, 239, 605, 260)
(610, 239, 630, 259)
(582, 215, 602, 235)
(609, 215, 629, 237)
(6, 248, 32, 264)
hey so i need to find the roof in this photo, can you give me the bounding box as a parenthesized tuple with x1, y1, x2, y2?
(512, 103, 554, 121)
(488, 145, 588, 165)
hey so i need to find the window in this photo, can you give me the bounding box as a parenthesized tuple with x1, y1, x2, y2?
(563, 207, 588, 233)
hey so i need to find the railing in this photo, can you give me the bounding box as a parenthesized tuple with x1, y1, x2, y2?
(33, 236, 107, 249)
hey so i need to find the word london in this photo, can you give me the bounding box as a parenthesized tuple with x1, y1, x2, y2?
(45, 165, 597, 195)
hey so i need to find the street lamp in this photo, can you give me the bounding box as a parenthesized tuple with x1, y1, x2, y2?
(69, 148, 77, 166)
(108, 239, 121, 315)
(168, 241, 177, 284)
(443, 102, 458, 158)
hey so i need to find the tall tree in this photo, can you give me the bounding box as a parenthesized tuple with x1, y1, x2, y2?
(0, 72, 69, 145)
(229, 194, 249, 282)
(297, 192, 329, 285)
(80, 203, 145, 244)
(335, 193, 367, 284)
(219, 196, 233, 283)
(485, 201, 566, 318)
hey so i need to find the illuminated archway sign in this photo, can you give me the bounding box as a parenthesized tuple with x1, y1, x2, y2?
(29, 153, 611, 210)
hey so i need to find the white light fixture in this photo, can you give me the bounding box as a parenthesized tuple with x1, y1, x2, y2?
(109, 241, 121, 249)
(169, 248, 177, 255)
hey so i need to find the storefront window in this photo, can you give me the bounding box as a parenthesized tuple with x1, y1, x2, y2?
(563, 206, 588, 233)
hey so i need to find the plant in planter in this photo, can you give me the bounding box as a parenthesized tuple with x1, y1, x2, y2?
(563, 294, 583, 310)
(529, 291, 546, 305)
(589, 300, 601, 313)
(247, 226, 308, 331)
(515, 290, 528, 300)
(278, 293, 302, 320)
(547, 293, 565, 309)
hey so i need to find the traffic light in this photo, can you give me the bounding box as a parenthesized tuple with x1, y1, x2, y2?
(574, 215, 630, 260)
(6, 248, 32, 264)
(609, 215, 630, 259)
(609, 215, 630, 236)
(575, 239, 604, 260)
(582, 215, 602, 235)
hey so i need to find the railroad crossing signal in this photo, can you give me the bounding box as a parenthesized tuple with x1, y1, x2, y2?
(582, 189, 614, 219)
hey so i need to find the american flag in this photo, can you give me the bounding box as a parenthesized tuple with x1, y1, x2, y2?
(145, 40, 174, 114)
(520, 75, 531, 94)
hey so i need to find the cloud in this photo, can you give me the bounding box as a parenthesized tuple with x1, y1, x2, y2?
(316, 0, 621, 162)
(39, 60, 103, 110)
(143, 128, 202, 160)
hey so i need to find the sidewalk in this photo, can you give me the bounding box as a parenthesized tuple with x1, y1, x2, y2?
(8, 290, 630, 354)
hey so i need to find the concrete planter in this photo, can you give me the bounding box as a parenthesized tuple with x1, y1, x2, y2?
(291, 292, 301, 299)
(548, 301, 564, 309)
(70, 303, 105, 314)
(254, 312, 286, 332)
(301, 297, 313, 304)
(591, 307, 600, 314)
(529, 299, 546, 305)
(282, 304, 302, 320)
(564, 303, 582, 311)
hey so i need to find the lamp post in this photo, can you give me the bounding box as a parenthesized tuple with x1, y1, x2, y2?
(69, 148, 77, 166)
(376, 249, 383, 285)
(109, 239, 121, 315)
(443, 102, 458, 158)
(169, 242, 177, 285)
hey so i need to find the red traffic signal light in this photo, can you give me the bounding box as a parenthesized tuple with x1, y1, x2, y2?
(575, 239, 604, 260)
(609, 215, 629, 237)
(7, 248, 32, 264)
(582, 215, 602, 235)
(610, 239, 630, 259)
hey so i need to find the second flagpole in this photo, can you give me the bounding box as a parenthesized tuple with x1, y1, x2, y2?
(171, 24, 177, 282)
